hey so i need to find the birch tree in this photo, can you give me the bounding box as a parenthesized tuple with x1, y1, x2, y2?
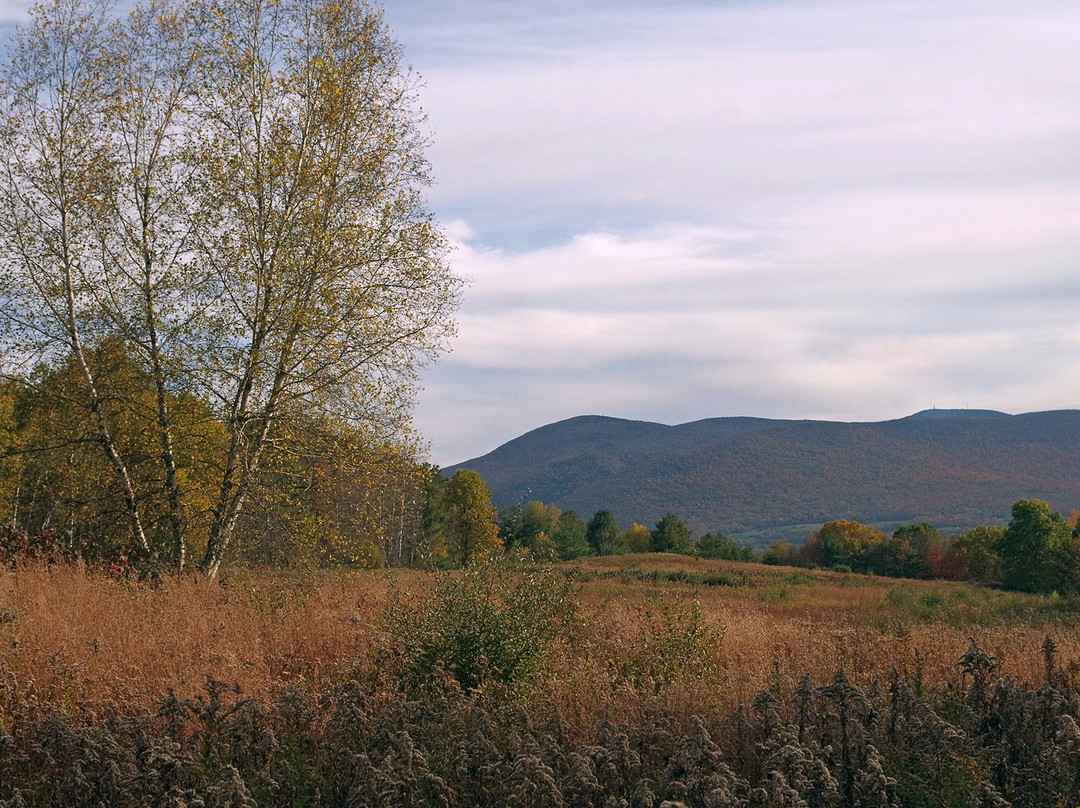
(0, 0, 153, 555)
(92, 1, 208, 569)
(0, 0, 460, 574)
(189, 0, 458, 575)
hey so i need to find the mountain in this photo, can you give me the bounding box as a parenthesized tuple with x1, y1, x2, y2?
(444, 409, 1080, 545)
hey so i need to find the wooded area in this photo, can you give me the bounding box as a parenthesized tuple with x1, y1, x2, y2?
(0, 0, 460, 575)
(478, 489, 1080, 595)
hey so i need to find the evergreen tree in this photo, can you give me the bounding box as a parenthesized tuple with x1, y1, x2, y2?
(553, 510, 592, 560)
(698, 532, 757, 562)
(418, 469, 451, 568)
(586, 510, 624, 556)
(651, 513, 696, 555)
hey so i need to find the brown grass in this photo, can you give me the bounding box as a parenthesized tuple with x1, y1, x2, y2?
(1, 555, 1077, 724)
(0, 564, 425, 718)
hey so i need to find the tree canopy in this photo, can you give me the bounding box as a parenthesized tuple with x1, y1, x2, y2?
(808, 519, 886, 570)
(698, 532, 757, 562)
(586, 511, 624, 556)
(651, 513, 695, 555)
(999, 499, 1073, 594)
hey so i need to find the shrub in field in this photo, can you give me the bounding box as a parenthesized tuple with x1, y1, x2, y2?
(613, 596, 723, 691)
(382, 562, 576, 695)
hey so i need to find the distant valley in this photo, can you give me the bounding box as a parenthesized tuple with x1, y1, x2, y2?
(445, 409, 1080, 547)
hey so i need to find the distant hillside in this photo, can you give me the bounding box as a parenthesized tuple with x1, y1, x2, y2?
(444, 410, 1080, 546)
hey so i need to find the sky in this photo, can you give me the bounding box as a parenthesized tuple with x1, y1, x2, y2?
(4, 0, 1080, 467)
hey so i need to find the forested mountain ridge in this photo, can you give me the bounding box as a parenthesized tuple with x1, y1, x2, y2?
(446, 409, 1080, 543)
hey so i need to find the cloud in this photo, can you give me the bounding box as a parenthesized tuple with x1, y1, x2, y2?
(0, 0, 1075, 467)
(415, 210, 1080, 464)
(410, 0, 1080, 247)
(0, 2, 32, 23)
(401, 0, 1080, 461)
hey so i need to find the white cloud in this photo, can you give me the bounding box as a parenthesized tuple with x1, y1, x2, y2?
(417, 0, 1080, 239)
(448, 225, 765, 307)
(0, 2, 32, 23)
(416, 212, 1080, 464)
(404, 1, 1080, 464)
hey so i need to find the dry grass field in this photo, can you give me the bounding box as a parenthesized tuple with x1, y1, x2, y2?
(1, 554, 1076, 724)
(5, 555, 1080, 805)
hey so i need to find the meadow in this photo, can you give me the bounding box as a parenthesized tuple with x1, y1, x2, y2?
(2, 556, 1080, 805)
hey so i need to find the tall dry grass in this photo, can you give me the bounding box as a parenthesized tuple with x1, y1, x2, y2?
(1, 555, 1077, 725)
(0, 563, 424, 717)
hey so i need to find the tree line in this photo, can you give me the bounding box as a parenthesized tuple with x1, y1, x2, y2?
(422, 468, 763, 568)
(425, 470, 1079, 596)
(762, 499, 1080, 595)
(6, 383, 1077, 595)
(0, 356, 442, 572)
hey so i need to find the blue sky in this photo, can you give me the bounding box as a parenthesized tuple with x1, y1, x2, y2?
(4, 0, 1080, 467)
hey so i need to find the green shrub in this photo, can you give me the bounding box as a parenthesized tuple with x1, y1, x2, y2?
(383, 562, 576, 695)
(758, 585, 793, 603)
(783, 571, 815, 586)
(614, 597, 723, 691)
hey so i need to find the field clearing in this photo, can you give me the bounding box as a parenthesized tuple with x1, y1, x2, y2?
(1, 554, 1078, 724)
(567, 556, 1080, 710)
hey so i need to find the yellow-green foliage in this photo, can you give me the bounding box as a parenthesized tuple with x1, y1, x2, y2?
(382, 562, 574, 695)
(443, 470, 502, 567)
(0, 0, 460, 575)
(611, 596, 721, 691)
(624, 523, 651, 553)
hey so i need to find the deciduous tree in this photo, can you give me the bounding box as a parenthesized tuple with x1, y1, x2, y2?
(624, 523, 651, 553)
(189, 0, 458, 575)
(874, 523, 940, 579)
(951, 525, 1004, 583)
(0, 0, 154, 555)
(762, 539, 797, 566)
(0, 0, 461, 574)
(444, 470, 501, 568)
(809, 519, 885, 571)
(999, 499, 1073, 594)
(499, 500, 561, 555)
